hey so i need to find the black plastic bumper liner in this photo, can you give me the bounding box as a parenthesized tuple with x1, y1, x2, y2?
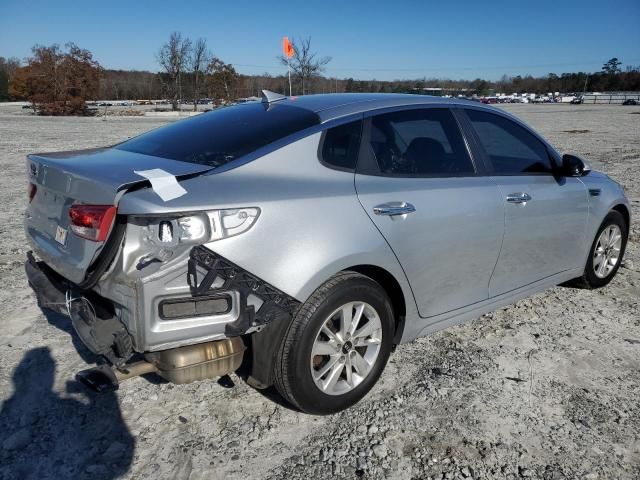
(25, 251, 133, 367)
(25, 251, 69, 313)
(187, 245, 301, 336)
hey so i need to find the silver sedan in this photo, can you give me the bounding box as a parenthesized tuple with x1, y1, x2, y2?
(25, 92, 630, 414)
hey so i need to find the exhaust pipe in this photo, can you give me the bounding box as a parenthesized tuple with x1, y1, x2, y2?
(76, 361, 159, 392)
(114, 361, 158, 381)
(76, 337, 245, 392)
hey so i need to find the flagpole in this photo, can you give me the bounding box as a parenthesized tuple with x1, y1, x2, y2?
(283, 37, 293, 96)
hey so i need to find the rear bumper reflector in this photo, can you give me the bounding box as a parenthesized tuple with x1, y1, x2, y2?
(159, 295, 231, 320)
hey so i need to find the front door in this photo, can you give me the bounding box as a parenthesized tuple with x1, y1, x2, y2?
(355, 107, 504, 318)
(461, 108, 588, 296)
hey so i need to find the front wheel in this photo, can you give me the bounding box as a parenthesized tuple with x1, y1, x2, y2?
(575, 210, 628, 288)
(273, 272, 395, 414)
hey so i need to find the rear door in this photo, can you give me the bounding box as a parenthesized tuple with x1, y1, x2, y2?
(355, 107, 504, 318)
(460, 108, 588, 296)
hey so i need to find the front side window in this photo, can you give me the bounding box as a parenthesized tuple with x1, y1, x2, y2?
(465, 109, 553, 175)
(116, 102, 320, 168)
(362, 108, 474, 176)
(320, 120, 362, 171)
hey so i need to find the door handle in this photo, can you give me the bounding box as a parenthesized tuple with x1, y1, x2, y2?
(506, 193, 532, 204)
(373, 202, 416, 216)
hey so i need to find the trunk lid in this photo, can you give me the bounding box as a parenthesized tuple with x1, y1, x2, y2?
(25, 147, 212, 284)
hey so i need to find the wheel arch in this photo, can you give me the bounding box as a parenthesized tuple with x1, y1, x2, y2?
(342, 264, 407, 344)
(246, 263, 409, 390)
(612, 203, 630, 230)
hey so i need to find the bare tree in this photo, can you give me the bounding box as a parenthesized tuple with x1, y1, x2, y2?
(157, 32, 192, 111)
(190, 38, 211, 111)
(279, 37, 331, 95)
(207, 58, 239, 102)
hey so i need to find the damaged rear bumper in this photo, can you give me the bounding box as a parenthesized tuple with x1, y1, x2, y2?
(25, 251, 68, 311)
(26, 245, 300, 371)
(25, 251, 133, 366)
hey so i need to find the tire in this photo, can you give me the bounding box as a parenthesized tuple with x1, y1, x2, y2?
(273, 271, 395, 414)
(573, 210, 628, 289)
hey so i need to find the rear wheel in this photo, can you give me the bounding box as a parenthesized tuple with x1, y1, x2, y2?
(273, 272, 394, 414)
(575, 210, 628, 288)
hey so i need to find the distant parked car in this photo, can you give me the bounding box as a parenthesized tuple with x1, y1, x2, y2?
(25, 92, 631, 414)
(570, 97, 583, 104)
(622, 99, 638, 106)
(22, 104, 32, 109)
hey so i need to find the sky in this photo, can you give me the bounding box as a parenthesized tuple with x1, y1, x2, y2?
(1, 0, 639, 81)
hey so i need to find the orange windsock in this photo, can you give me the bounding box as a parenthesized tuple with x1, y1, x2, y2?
(283, 37, 295, 58)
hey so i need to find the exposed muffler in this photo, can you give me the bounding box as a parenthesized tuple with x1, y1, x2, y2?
(76, 337, 245, 392)
(145, 337, 245, 384)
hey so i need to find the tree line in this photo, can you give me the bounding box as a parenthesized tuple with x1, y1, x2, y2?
(1, 33, 639, 115)
(3, 43, 100, 114)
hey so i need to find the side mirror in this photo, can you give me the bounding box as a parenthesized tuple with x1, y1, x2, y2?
(562, 154, 590, 177)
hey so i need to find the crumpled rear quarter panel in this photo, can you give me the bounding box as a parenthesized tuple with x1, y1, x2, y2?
(114, 133, 419, 348)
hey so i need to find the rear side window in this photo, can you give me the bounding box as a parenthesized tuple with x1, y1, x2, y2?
(320, 120, 362, 171)
(116, 102, 320, 168)
(465, 109, 553, 174)
(362, 108, 474, 176)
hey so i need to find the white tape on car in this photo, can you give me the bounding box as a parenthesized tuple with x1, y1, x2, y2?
(134, 169, 187, 201)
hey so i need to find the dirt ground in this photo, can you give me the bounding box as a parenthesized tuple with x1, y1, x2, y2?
(0, 103, 638, 480)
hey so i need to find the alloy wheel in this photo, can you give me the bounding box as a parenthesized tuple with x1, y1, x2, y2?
(310, 301, 383, 396)
(593, 224, 622, 278)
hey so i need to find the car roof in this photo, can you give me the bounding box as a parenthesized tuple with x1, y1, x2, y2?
(268, 93, 553, 156)
(277, 93, 481, 122)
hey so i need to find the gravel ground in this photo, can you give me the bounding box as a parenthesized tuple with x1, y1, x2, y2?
(0, 103, 638, 480)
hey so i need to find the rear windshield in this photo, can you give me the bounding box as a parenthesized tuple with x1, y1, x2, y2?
(115, 102, 320, 168)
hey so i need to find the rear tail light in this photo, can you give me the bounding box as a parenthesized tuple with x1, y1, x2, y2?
(68, 204, 117, 241)
(28, 183, 37, 203)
